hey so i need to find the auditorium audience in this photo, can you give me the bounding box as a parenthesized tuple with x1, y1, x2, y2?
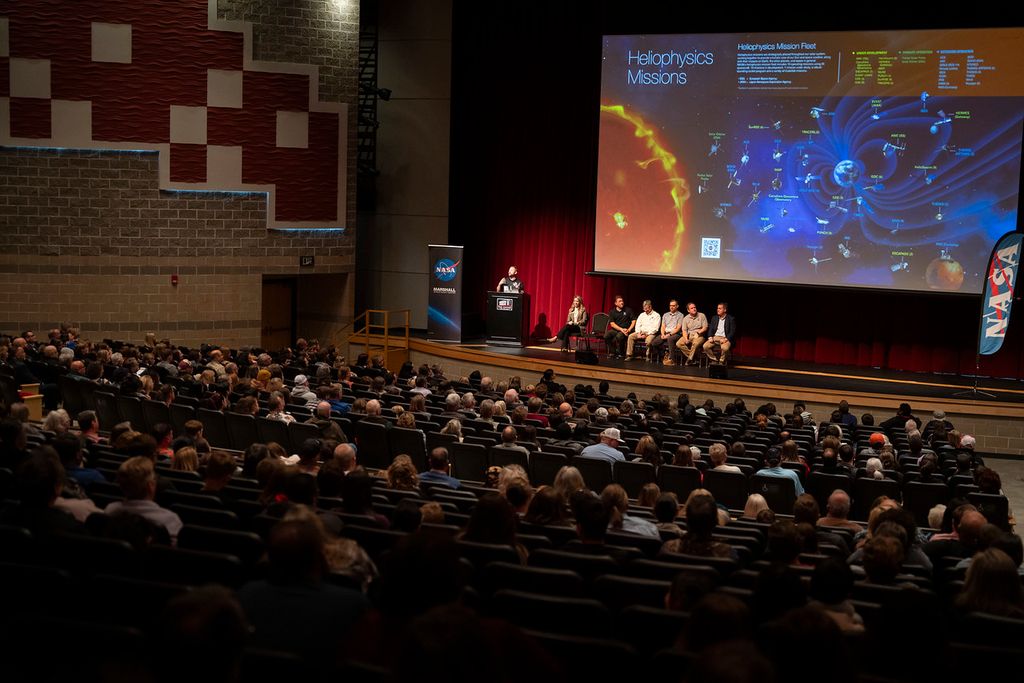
(3, 329, 1023, 680)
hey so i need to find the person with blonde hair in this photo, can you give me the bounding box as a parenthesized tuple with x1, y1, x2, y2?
(743, 493, 770, 519)
(439, 418, 463, 442)
(386, 455, 420, 492)
(637, 482, 661, 508)
(497, 465, 529, 496)
(42, 408, 71, 435)
(553, 465, 586, 506)
(172, 446, 199, 473)
(551, 294, 588, 352)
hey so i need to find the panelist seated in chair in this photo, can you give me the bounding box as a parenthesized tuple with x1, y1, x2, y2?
(550, 295, 588, 351)
(676, 302, 708, 366)
(648, 299, 684, 366)
(603, 295, 635, 359)
(703, 302, 736, 365)
(625, 300, 660, 361)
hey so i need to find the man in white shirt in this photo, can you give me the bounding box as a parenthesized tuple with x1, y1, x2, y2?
(625, 300, 661, 361)
(676, 302, 709, 366)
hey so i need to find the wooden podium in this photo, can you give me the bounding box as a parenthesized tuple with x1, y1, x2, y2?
(487, 291, 530, 347)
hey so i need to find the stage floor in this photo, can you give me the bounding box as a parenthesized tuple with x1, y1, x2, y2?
(437, 336, 1024, 405)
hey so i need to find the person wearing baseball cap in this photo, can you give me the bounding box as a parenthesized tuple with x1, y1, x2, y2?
(858, 432, 887, 459)
(579, 427, 626, 463)
(291, 374, 317, 405)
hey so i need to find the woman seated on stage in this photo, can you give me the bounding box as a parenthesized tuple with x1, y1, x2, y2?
(550, 295, 588, 351)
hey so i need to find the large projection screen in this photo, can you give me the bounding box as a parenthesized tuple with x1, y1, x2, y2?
(594, 28, 1024, 293)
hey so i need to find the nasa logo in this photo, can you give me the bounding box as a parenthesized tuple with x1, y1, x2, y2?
(434, 258, 460, 282)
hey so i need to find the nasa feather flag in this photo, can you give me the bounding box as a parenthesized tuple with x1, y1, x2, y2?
(428, 245, 464, 342)
(979, 232, 1022, 356)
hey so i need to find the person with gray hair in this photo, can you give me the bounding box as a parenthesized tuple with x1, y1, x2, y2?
(503, 388, 520, 408)
(709, 442, 740, 473)
(439, 393, 463, 421)
(460, 392, 478, 418)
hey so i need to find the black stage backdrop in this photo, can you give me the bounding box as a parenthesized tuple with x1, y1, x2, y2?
(449, 2, 1024, 378)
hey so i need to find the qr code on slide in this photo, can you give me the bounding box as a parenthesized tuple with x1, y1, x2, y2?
(701, 237, 721, 259)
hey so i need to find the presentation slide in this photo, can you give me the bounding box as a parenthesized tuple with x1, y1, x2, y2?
(594, 28, 1024, 293)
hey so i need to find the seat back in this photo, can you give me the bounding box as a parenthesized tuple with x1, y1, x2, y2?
(613, 460, 656, 498)
(701, 469, 748, 510)
(353, 420, 390, 470)
(807, 471, 854, 511)
(489, 446, 530, 471)
(593, 575, 671, 611)
(94, 391, 122, 432)
(530, 451, 568, 487)
(389, 427, 428, 471)
(749, 474, 797, 514)
(256, 416, 291, 448)
(287, 421, 324, 456)
(482, 561, 585, 598)
(967, 492, 1011, 530)
(590, 313, 610, 336)
(657, 465, 702, 502)
(143, 545, 244, 588)
(490, 589, 612, 637)
(851, 478, 902, 520)
(141, 400, 171, 434)
(58, 376, 84, 417)
(168, 403, 196, 436)
(197, 409, 230, 449)
(449, 442, 488, 481)
(117, 396, 146, 432)
(902, 481, 952, 527)
(571, 456, 614, 492)
(177, 525, 265, 566)
(225, 412, 259, 451)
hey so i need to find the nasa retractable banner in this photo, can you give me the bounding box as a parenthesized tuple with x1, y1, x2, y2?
(979, 232, 1022, 356)
(428, 245, 464, 342)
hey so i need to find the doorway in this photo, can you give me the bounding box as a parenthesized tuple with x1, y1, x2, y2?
(261, 277, 296, 350)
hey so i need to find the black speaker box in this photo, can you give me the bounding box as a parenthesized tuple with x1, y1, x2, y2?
(575, 350, 599, 365)
(708, 364, 728, 379)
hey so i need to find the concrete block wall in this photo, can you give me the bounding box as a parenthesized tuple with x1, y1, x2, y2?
(0, 147, 353, 348)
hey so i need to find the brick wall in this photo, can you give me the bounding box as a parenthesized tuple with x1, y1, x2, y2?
(217, 0, 359, 232)
(0, 148, 353, 348)
(0, 0, 359, 349)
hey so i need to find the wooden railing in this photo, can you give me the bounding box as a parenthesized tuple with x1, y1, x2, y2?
(339, 308, 411, 367)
